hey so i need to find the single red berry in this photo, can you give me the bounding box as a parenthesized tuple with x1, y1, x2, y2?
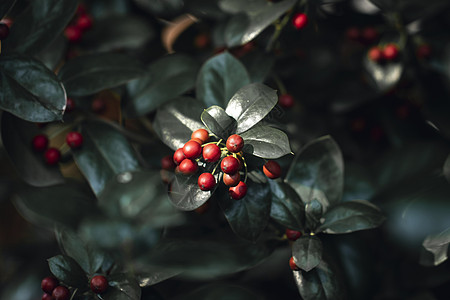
(289, 257, 299, 270)
(41, 276, 58, 294)
(223, 172, 240, 187)
(0, 23, 10, 40)
(198, 173, 216, 191)
(286, 229, 302, 241)
(361, 27, 378, 44)
(179, 159, 198, 175)
(202, 144, 221, 163)
(52, 286, 70, 300)
(229, 181, 247, 200)
(226, 134, 244, 153)
(0, 18, 13, 28)
(76, 14, 93, 31)
(65, 98, 75, 113)
(191, 129, 209, 143)
(64, 25, 82, 43)
(90, 275, 108, 294)
(183, 140, 202, 159)
(368, 46, 383, 63)
(161, 155, 176, 170)
(345, 26, 360, 41)
(194, 33, 210, 49)
(292, 13, 308, 30)
(66, 131, 83, 149)
(278, 94, 295, 108)
(263, 160, 282, 179)
(173, 148, 186, 165)
(383, 44, 399, 61)
(417, 44, 431, 59)
(42, 292, 53, 300)
(91, 98, 106, 113)
(32, 134, 49, 152)
(190, 137, 204, 145)
(221, 156, 240, 174)
(44, 148, 61, 165)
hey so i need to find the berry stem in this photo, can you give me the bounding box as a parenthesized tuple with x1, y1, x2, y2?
(242, 156, 248, 183)
(272, 74, 287, 95)
(265, 8, 293, 52)
(211, 161, 220, 176)
(69, 288, 78, 300)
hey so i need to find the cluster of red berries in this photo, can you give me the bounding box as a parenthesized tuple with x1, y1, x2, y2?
(64, 4, 93, 43)
(32, 131, 83, 165)
(285, 228, 302, 271)
(292, 13, 308, 30)
(368, 43, 400, 63)
(346, 26, 379, 45)
(41, 275, 108, 300)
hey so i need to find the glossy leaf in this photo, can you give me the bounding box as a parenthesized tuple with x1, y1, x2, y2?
(196, 52, 250, 107)
(422, 227, 450, 266)
(218, 178, 271, 241)
(292, 235, 322, 272)
(201, 106, 237, 139)
(317, 200, 385, 234)
(269, 180, 305, 231)
(58, 53, 146, 97)
(153, 97, 205, 150)
(99, 273, 141, 300)
(293, 258, 346, 300)
(48, 255, 87, 288)
(286, 136, 344, 210)
(1, 113, 64, 187)
(0, 0, 16, 19)
(35, 35, 68, 71)
(225, 83, 278, 134)
(3, 0, 78, 55)
(81, 15, 154, 52)
(305, 198, 324, 231)
(137, 266, 181, 287)
(126, 54, 199, 116)
(221, 0, 296, 47)
(71, 121, 140, 196)
(240, 125, 291, 159)
(364, 55, 403, 93)
(0, 55, 66, 122)
(132, 0, 183, 16)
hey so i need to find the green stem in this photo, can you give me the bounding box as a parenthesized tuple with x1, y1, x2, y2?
(272, 74, 287, 95)
(265, 8, 295, 53)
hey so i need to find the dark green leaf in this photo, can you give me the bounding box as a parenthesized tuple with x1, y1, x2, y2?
(221, 0, 296, 47)
(305, 199, 323, 230)
(137, 266, 181, 287)
(81, 15, 154, 52)
(421, 227, 450, 266)
(179, 283, 261, 300)
(126, 54, 199, 116)
(48, 255, 87, 288)
(223, 13, 249, 47)
(58, 53, 146, 97)
(286, 136, 344, 210)
(98, 273, 141, 300)
(269, 180, 305, 231)
(0, 0, 16, 19)
(196, 52, 250, 107)
(240, 125, 291, 159)
(364, 53, 403, 93)
(443, 154, 450, 184)
(1, 113, 64, 186)
(317, 200, 385, 234)
(3, 0, 78, 55)
(153, 97, 205, 150)
(218, 178, 271, 241)
(13, 182, 96, 228)
(71, 121, 140, 196)
(225, 83, 278, 134)
(241, 51, 275, 83)
(132, 0, 183, 16)
(292, 235, 322, 272)
(293, 258, 346, 300)
(201, 106, 237, 139)
(35, 35, 68, 71)
(0, 55, 66, 122)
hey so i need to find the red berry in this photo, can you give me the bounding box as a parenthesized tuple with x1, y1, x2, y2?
(202, 144, 221, 163)
(368, 46, 383, 63)
(66, 131, 83, 149)
(179, 159, 198, 175)
(361, 27, 378, 44)
(226, 134, 244, 153)
(289, 257, 299, 270)
(191, 129, 209, 143)
(183, 140, 202, 159)
(90, 275, 108, 294)
(278, 94, 295, 108)
(91, 98, 106, 113)
(346, 27, 360, 41)
(221, 156, 240, 174)
(64, 25, 82, 43)
(198, 173, 216, 191)
(42, 293, 53, 300)
(292, 13, 308, 30)
(52, 286, 70, 300)
(417, 44, 431, 59)
(383, 44, 399, 61)
(0, 23, 10, 40)
(32, 134, 49, 152)
(0, 18, 13, 28)
(44, 148, 61, 165)
(286, 229, 302, 241)
(194, 33, 210, 49)
(65, 98, 75, 113)
(41, 276, 58, 294)
(161, 155, 176, 170)
(190, 137, 204, 145)
(76, 14, 93, 31)
(173, 148, 186, 165)
(223, 172, 240, 187)
(229, 181, 247, 200)
(263, 160, 281, 179)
